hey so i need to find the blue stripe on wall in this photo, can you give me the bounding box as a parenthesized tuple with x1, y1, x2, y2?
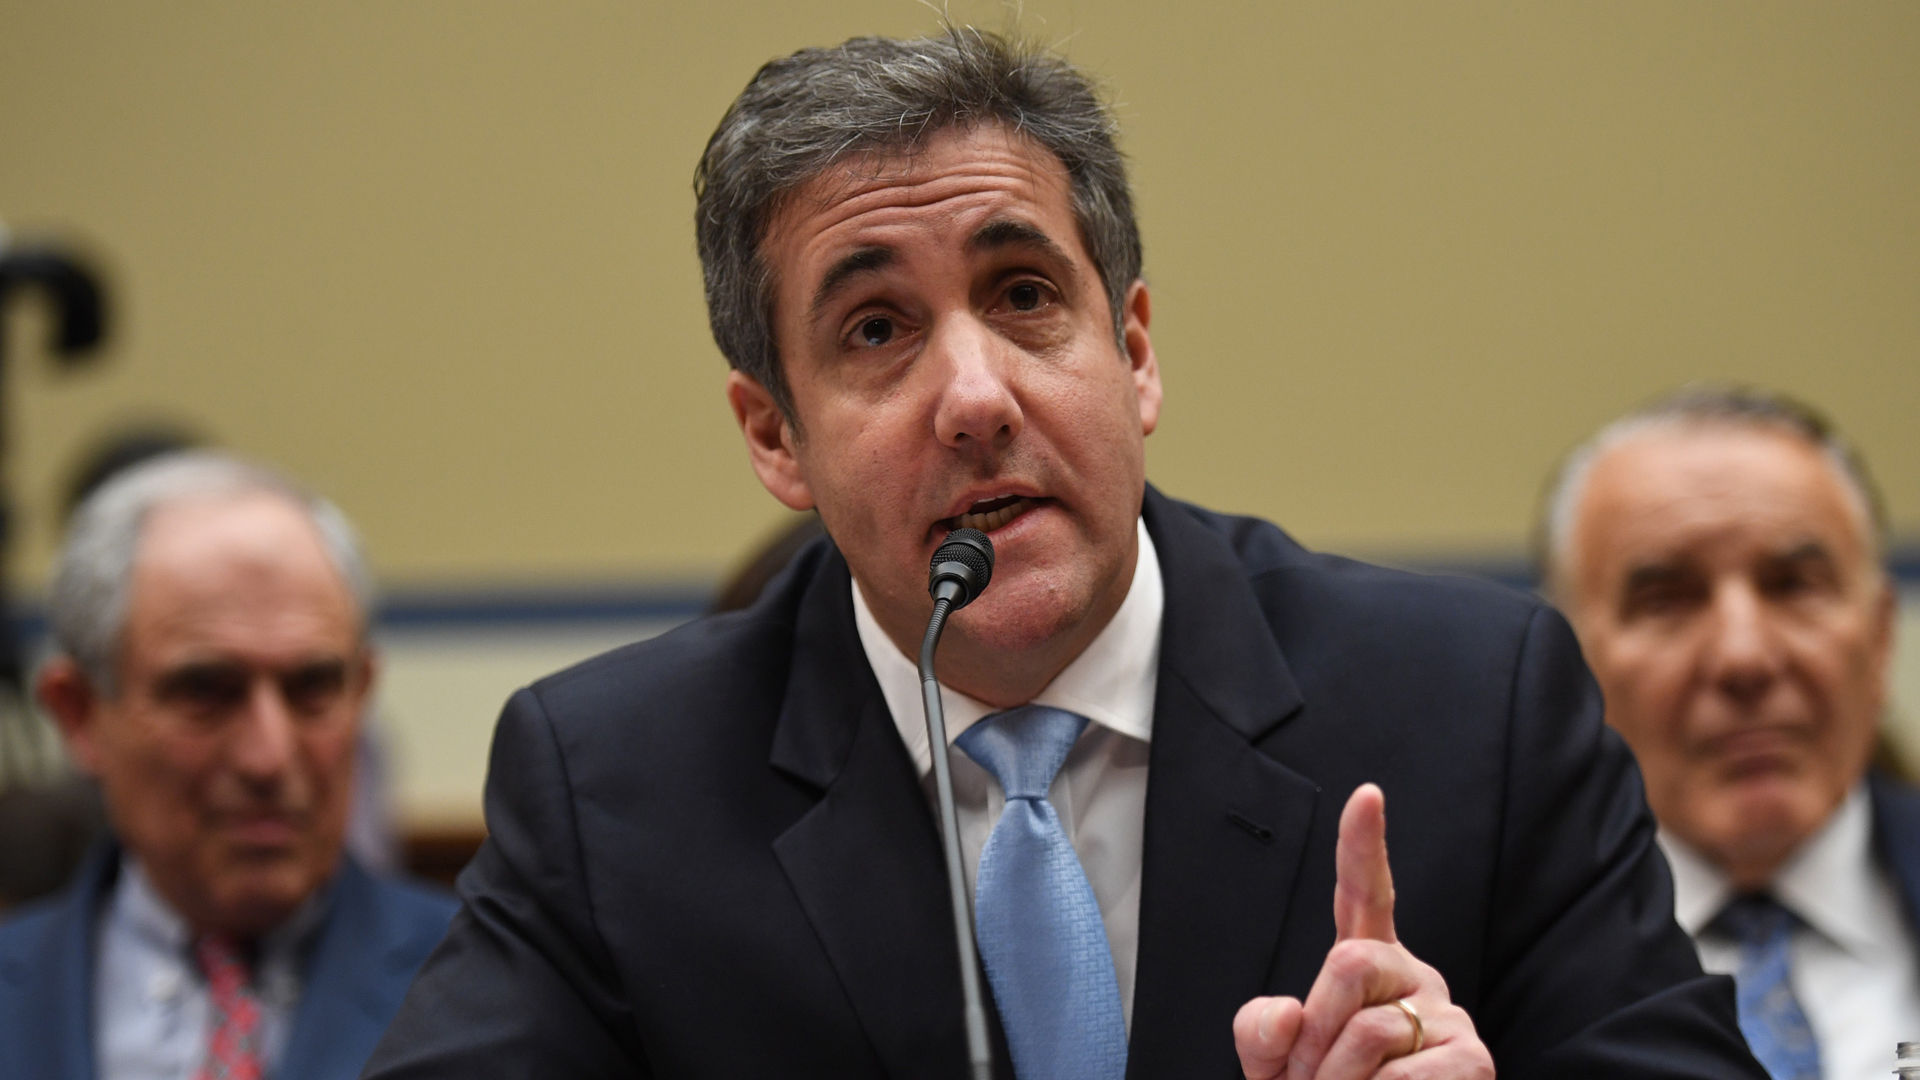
(10, 542, 1918, 637)
(1398, 541, 1920, 595)
(376, 585, 711, 628)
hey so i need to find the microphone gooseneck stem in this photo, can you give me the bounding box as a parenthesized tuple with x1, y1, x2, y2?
(920, 595, 994, 1080)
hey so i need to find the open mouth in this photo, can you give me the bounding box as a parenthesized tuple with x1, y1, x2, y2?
(940, 495, 1042, 534)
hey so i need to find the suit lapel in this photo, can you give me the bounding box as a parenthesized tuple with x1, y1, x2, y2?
(1128, 489, 1320, 1079)
(769, 549, 994, 1080)
(279, 860, 405, 1080)
(15, 845, 111, 1080)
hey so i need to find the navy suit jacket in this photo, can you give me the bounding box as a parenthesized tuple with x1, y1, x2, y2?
(365, 489, 1766, 1079)
(0, 846, 456, 1080)
(1872, 772, 1920, 942)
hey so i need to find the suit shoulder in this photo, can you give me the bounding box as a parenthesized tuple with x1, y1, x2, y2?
(1873, 771, 1920, 814)
(365, 876, 458, 971)
(1168, 498, 1546, 642)
(0, 896, 64, 966)
(369, 873, 460, 927)
(0, 883, 86, 1008)
(326, 862, 458, 977)
(1871, 772, 1920, 854)
(515, 537, 837, 731)
(521, 603, 795, 730)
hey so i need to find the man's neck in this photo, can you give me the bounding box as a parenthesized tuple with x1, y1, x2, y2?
(128, 853, 334, 945)
(872, 528, 1141, 710)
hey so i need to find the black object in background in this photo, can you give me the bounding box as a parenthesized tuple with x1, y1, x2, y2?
(0, 238, 112, 911)
(0, 247, 106, 365)
(0, 241, 110, 697)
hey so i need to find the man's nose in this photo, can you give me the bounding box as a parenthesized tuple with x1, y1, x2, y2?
(229, 678, 298, 785)
(930, 316, 1023, 451)
(1704, 581, 1783, 705)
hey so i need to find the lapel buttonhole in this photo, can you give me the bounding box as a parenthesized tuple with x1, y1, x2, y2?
(1227, 809, 1274, 844)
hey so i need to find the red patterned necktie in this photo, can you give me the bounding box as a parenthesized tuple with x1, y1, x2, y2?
(193, 934, 264, 1080)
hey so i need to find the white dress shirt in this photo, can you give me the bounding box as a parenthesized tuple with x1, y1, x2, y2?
(853, 517, 1161, 1029)
(1662, 785, 1920, 1080)
(94, 857, 325, 1080)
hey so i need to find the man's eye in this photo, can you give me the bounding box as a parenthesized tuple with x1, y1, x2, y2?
(157, 667, 250, 713)
(281, 665, 349, 717)
(855, 317, 894, 347)
(1620, 577, 1707, 621)
(1008, 282, 1042, 311)
(1757, 555, 1836, 601)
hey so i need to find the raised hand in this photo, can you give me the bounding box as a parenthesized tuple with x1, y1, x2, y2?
(1232, 785, 1494, 1080)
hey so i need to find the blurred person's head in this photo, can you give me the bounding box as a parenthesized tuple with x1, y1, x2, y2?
(61, 423, 203, 522)
(36, 452, 376, 937)
(1539, 386, 1895, 889)
(697, 30, 1160, 703)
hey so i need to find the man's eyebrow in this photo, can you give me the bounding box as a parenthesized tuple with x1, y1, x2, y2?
(1622, 561, 1689, 592)
(1774, 540, 1835, 564)
(969, 218, 1071, 263)
(809, 246, 894, 320)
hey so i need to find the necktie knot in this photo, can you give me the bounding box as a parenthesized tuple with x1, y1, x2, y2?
(193, 934, 254, 997)
(1711, 894, 1796, 948)
(193, 934, 265, 1080)
(1711, 894, 1821, 1080)
(956, 705, 1088, 801)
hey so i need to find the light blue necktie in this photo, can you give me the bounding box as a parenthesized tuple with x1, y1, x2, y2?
(956, 705, 1128, 1080)
(1713, 895, 1822, 1080)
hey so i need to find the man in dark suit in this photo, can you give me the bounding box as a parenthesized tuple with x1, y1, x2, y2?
(1540, 386, 1918, 1080)
(366, 31, 1765, 1080)
(0, 453, 456, 1080)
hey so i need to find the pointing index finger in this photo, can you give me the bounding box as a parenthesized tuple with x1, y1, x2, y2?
(1333, 783, 1396, 944)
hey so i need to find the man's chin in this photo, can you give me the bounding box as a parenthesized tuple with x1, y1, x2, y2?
(1688, 777, 1833, 869)
(947, 572, 1088, 654)
(202, 848, 333, 934)
(207, 873, 317, 935)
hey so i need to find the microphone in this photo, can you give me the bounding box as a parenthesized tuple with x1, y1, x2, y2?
(919, 527, 995, 1080)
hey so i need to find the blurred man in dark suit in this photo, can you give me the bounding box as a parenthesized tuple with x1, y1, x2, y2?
(368, 30, 1764, 1080)
(0, 452, 455, 1080)
(1542, 386, 1915, 1080)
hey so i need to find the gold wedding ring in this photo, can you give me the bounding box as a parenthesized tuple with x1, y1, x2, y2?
(1389, 997, 1424, 1057)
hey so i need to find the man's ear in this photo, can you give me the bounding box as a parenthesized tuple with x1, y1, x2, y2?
(1868, 575, 1898, 693)
(1122, 279, 1162, 436)
(37, 657, 107, 776)
(354, 646, 380, 704)
(727, 370, 815, 512)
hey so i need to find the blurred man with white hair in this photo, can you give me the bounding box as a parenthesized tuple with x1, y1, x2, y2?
(1541, 386, 1917, 1080)
(0, 453, 455, 1080)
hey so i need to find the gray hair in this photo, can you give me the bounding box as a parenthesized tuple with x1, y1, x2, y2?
(47, 451, 374, 696)
(1536, 383, 1888, 598)
(694, 27, 1142, 423)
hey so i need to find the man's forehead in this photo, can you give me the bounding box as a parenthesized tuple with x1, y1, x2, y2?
(131, 496, 359, 633)
(1579, 425, 1870, 569)
(765, 125, 1079, 273)
(140, 494, 326, 570)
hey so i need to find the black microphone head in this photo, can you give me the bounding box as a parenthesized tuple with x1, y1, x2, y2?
(928, 528, 995, 609)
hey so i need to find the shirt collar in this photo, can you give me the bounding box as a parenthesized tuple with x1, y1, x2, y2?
(114, 857, 190, 957)
(1660, 783, 1891, 958)
(854, 517, 1163, 777)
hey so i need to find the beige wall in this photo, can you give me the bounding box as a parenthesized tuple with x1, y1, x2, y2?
(3, 1, 1917, 596)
